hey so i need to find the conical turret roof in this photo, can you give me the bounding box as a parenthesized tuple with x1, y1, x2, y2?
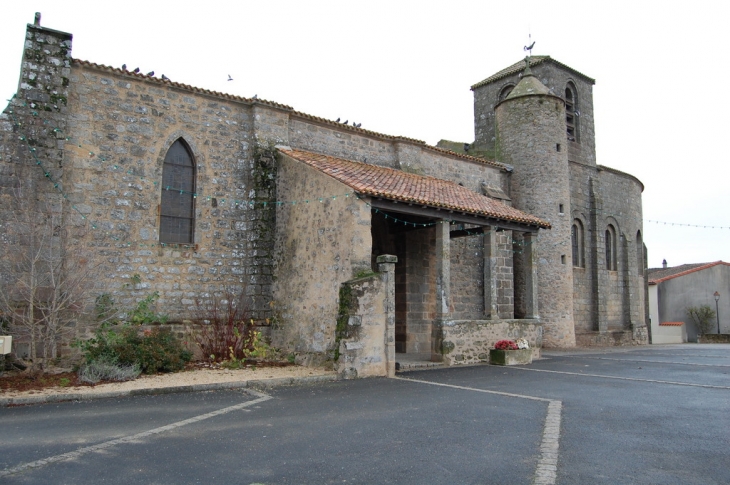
(503, 58, 556, 100)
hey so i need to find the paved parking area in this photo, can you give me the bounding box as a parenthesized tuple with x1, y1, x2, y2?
(1, 344, 728, 484)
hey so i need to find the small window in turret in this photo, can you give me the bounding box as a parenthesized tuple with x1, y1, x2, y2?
(498, 85, 514, 102)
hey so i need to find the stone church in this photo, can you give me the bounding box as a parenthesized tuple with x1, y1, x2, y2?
(0, 17, 647, 377)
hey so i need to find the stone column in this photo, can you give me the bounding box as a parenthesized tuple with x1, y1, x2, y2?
(523, 232, 539, 319)
(377, 255, 397, 377)
(483, 227, 499, 319)
(590, 178, 607, 333)
(622, 233, 643, 339)
(435, 220, 451, 319)
(433, 220, 451, 361)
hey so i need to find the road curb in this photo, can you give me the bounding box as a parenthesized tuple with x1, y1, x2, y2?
(0, 374, 339, 407)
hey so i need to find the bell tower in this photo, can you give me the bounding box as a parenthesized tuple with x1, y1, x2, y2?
(494, 59, 576, 347)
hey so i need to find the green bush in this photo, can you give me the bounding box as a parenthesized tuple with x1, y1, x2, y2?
(75, 292, 189, 377)
(77, 325, 191, 375)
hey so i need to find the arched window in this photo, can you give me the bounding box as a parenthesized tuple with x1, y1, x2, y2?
(160, 139, 195, 244)
(572, 220, 584, 268)
(498, 84, 515, 102)
(565, 82, 578, 142)
(636, 230, 644, 276)
(605, 225, 617, 271)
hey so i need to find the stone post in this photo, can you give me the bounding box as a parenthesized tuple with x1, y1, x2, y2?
(484, 227, 499, 319)
(377, 255, 397, 377)
(433, 220, 451, 361)
(523, 232, 539, 319)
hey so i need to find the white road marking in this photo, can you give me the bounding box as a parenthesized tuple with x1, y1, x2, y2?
(509, 366, 730, 389)
(394, 376, 562, 485)
(575, 356, 730, 367)
(0, 390, 271, 478)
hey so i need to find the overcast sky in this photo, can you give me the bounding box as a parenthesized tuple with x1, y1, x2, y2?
(1, 0, 727, 269)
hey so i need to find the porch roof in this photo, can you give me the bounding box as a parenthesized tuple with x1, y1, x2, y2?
(279, 148, 550, 230)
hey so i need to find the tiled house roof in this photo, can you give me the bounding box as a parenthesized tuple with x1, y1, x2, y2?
(279, 148, 550, 229)
(470, 55, 596, 90)
(648, 261, 729, 284)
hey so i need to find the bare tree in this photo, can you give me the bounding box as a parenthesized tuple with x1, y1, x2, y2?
(0, 185, 97, 371)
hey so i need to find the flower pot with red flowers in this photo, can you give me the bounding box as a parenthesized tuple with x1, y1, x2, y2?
(489, 339, 532, 366)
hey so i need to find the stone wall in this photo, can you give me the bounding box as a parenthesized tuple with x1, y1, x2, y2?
(569, 161, 647, 342)
(336, 255, 396, 378)
(271, 152, 372, 358)
(450, 233, 485, 320)
(63, 62, 279, 319)
(441, 319, 543, 365)
(288, 116, 397, 168)
(402, 227, 436, 356)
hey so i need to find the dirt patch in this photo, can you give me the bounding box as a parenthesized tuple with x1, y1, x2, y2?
(0, 371, 92, 394)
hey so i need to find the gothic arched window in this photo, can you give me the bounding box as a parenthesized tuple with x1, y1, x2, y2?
(160, 139, 195, 244)
(565, 82, 578, 142)
(572, 220, 584, 268)
(605, 225, 617, 271)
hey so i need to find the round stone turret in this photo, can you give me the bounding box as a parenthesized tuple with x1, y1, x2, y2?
(495, 59, 576, 347)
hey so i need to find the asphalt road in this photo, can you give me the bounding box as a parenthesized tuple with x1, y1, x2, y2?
(1, 344, 728, 484)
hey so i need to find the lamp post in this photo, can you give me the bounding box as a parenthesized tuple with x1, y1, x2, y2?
(714, 291, 720, 334)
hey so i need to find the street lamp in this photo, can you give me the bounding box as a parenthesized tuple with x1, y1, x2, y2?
(714, 291, 721, 334)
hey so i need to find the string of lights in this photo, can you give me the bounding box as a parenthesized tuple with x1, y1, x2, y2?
(4, 98, 542, 253)
(19, 96, 722, 256)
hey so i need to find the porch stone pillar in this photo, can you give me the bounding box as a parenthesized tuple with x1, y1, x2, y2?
(483, 227, 499, 319)
(433, 220, 451, 362)
(377, 254, 397, 378)
(435, 220, 451, 319)
(523, 232, 539, 319)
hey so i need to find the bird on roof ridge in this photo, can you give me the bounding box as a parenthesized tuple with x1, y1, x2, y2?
(147, 71, 155, 76)
(133, 67, 140, 73)
(122, 64, 127, 71)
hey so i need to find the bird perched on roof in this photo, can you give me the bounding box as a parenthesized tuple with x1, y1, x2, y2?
(133, 67, 140, 73)
(335, 118, 340, 123)
(355, 123, 362, 128)
(252, 94, 258, 99)
(122, 64, 127, 71)
(464, 143, 470, 152)
(343, 120, 348, 125)
(147, 71, 154, 76)
(227, 74, 233, 81)
(161, 74, 169, 81)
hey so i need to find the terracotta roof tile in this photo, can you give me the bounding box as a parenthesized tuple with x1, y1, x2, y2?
(659, 322, 685, 326)
(648, 261, 729, 284)
(280, 148, 550, 229)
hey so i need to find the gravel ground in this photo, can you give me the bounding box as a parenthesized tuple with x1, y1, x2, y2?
(1, 365, 335, 401)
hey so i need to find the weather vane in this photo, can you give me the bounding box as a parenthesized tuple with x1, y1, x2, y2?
(523, 33, 535, 57)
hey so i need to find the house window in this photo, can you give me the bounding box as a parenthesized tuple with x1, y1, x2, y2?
(605, 225, 617, 271)
(636, 230, 644, 276)
(160, 139, 195, 244)
(565, 83, 578, 142)
(572, 220, 584, 268)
